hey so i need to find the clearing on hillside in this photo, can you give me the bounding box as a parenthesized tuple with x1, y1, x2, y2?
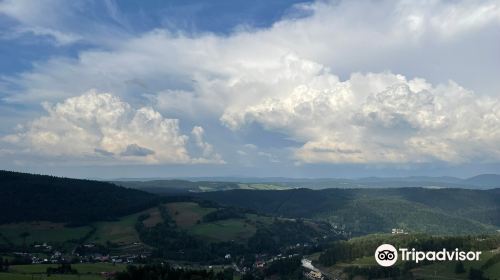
(91, 206, 160, 245)
(0, 222, 92, 245)
(142, 207, 163, 228)
(188, 218, 257, 243)
(165, 202, 216, 229)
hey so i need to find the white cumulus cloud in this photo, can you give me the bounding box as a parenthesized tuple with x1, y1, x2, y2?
(3, 91, 222, 164)
(221, 56, 500, 163)
(191, 126, 224, 164)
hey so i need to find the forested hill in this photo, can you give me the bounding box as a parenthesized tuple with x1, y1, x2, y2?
(197, 188, 500, 235)
(0, 170, 159, 224)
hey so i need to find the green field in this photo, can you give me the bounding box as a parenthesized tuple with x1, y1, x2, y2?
(0, 202, 269, 250)
(237, 184, 289, 190)
(166, 202, 216, 229)
(1, 263, 127, 280)
(0, 222, 92, 246)
(0, 206, 165, 247)
(90, 206, 165, 246)
(345, 256, 377, 266)
(412, 250, 500, 280)
(245, 213, 274, 224)
(164, 202, 274, 243)
(0, 273, 102, 280)
(10, 263, 127, 274)
(142, 207, 163, 228)
(188, 219, 256, 242)
(91, 213, 142, 245)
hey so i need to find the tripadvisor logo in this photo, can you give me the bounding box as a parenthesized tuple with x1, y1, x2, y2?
(375, 244, 398, 267)
(375, 244, 482, 267)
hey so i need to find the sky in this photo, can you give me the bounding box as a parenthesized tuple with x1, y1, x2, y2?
(1, 0, 500, 179)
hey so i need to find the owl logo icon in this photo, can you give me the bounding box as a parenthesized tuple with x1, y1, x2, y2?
(375, 244, 398, 267)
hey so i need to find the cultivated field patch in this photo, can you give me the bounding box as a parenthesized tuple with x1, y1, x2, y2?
(165, 202, 216, 229)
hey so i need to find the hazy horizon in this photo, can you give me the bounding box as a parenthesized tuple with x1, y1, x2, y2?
(2, 167, 499, 181)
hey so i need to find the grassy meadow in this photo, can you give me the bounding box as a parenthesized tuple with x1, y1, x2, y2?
(0, 263, 127, 280)
(0, 222, 92, 246)
(0, 201, 269, 250)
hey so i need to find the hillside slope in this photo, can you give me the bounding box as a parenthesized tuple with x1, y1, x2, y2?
(464, 174, 500, 187)
(0, 170, 159, 224)
(198, 188, 500, 235)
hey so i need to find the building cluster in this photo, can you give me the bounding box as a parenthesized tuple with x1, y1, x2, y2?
(391, 228, 408, 235)
(12, 242, 151, 266)
(305, 269, 325, 280)
(301, 258, 326, 279)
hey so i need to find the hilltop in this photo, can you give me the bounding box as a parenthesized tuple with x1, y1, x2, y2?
(464, 174, 500, 187)
(0, 170, 159, 224)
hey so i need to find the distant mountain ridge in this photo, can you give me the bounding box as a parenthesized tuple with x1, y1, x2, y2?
(355, 176, 463, 184)
(109, 174, 500, 190)
(464, 174, 500, 187)
(112, 179, 242, 194)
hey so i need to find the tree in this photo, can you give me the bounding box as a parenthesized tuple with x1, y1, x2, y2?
(241, 273, 259, 280)
(46, 264, 78, 275)
(0, 258, 10, 272)
(455, 261, 465, 274)
(19, 232, 30, 247)
(468, 268, 489, 280)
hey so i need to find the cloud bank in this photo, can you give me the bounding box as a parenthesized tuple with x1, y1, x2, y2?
(221, 58, 500, 163)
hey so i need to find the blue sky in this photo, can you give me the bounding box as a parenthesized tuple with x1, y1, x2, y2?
(1, 0, 500, 179)
(0, 0, 310, 74)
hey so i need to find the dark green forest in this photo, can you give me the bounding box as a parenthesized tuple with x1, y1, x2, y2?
(198, 188, 500, 235)
(318, 234, 500, 266)
(115, 264, 235, 280)
(0, 170, 159, 224)
(318, 234, 500, 279)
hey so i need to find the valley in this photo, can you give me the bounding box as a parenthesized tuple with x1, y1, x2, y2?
(0, 170, 499, 279)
